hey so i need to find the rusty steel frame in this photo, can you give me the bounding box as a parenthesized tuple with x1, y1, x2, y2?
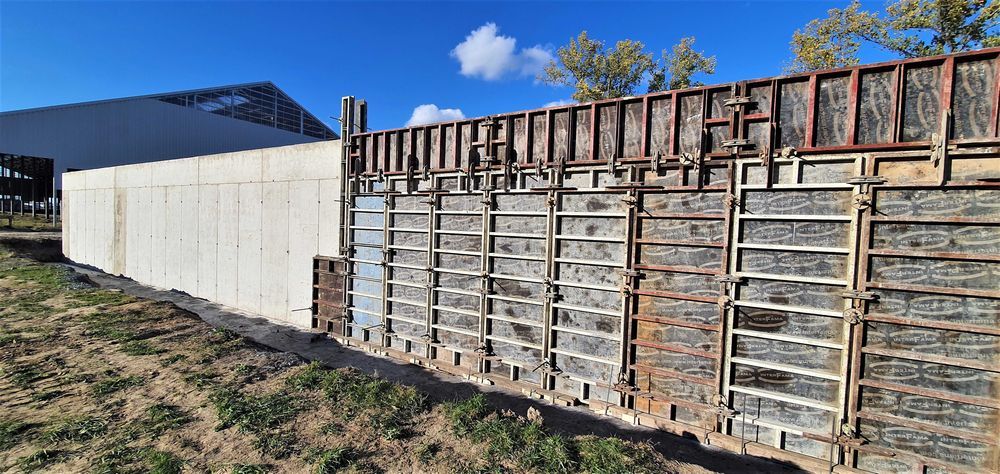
(316, 50, 1000, 473)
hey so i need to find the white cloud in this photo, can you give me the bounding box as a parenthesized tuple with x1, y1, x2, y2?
(406, 104, 465, 126)
(543, 99, 575, 107)
(451, 23, 553, 81)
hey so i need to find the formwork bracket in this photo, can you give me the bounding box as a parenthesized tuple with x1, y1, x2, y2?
(621, 195, 638, 207)
(607, 153, 619, 174)
(724, 193, 740, 210)
(847, 175, 887, 185)
(841, 290, 878, 301)
(723, 96, 754, 108)
(717, 295, 734, 310)
(836, 424, 867, 449)
(714, 274, 745, 284)
(721, 139, 752, 151)
(843, 308, 866, 325)
(851, 193, 872, 211)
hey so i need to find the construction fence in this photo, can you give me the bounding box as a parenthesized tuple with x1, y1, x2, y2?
(315, 49, 1000, 473)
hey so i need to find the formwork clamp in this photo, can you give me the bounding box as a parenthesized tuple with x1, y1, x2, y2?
(847, 175, 887, 186)
(650, 152, 664, 174)
(841, 290, 878, 301)
(714, 274, 744, 284)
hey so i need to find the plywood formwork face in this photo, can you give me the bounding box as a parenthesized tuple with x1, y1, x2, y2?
(321, 50, 1000, 472)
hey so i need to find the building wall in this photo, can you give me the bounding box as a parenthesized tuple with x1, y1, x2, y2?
(62, 140, 343, 327)
(1, 98, 326, 187)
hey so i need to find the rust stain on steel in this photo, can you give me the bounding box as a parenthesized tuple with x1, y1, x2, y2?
(315, 50, 1000, 473)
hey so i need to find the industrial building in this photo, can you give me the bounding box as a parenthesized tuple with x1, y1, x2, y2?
(0, 82, 337, 187)
(62, 49, 1000, 473)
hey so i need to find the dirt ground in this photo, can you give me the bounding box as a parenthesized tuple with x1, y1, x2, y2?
(0, 235, 794, 474)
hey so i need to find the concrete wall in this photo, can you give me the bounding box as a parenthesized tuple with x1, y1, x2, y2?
(1, 98, 326, 187)
(62, 140, 342, 327)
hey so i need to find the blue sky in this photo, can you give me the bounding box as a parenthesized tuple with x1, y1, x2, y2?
(1, 1, 897, 131)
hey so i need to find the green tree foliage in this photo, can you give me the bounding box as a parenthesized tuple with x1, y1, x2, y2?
(539, 32, 715, 102)
(790, 0, 1000, 72)
(649, 37, 718, 91)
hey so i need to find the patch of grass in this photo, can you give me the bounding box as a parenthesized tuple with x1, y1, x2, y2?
(0, 331, 21, 346)
(443, 393, 491, 436)
(309, 447, 357, 474)
(69, 289, 134, 308)
(83, 312, 137, 342)
(231, 464, 270, 474)
(235, 363, 255, 376)
(0, 264, 69, 290)
(444, 395, 653, 473)
(2, 362, 49, 388)
(120, 340, 164, 356)
(92, 375, 144, 396)
(44, 416, 109, 442)
(295, 365, 426, 440)
(415, 442, 439, 464)
(0, 420, 34, 450)
(16, 448, 68, 472)
(252, 431, 297, 459)
(30, 389, 65, 403)
(94, 443, 183, 474)
(142, 403, 191, 437)
(202, 327, 246, 361)
(576, 436, 656, 474)
(144, 449, 183, 474)
(182, 370, 220, 388)
(160, 354, 187, 366)
(285, 361, 330, 391)
(209, 387, 301, 435)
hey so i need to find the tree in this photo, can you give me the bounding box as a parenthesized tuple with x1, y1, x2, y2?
(649, 37, 718, 91)
(539, 32, 716, 102)
(539, 32, 653, 102)
(789, 0, 1000, 72)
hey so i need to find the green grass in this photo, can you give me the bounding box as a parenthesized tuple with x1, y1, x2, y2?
(16, 449, 68, 472)
(142, 404, 191, 437)
(44, 416, 109, 443)
(160, 354, 187, 366)
(94, 444, 183, 474)
(230, 464, 271, 474)
(576, 436, 655, 474)
(252, 431, 297, 459)
(0, 264, 69, 290)
(68, 289, 135, 308)
(309, 447, 357, 474)
(0, 214, 60, 232)
(442, 394, 657, 474)
(286, 362, 427, 440)
(144, 449, 184, 474)
(183, 370, 220, 388)
(92, 375, 145, 396)
(209, 387, 301, 435)
(2, 362, 49, 388)
(0, 420, 34, 450)
(120, 340, 164, 356)
(415, 442, 439, 464)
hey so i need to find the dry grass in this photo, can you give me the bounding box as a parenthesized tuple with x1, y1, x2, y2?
(0, 239, 687, 473)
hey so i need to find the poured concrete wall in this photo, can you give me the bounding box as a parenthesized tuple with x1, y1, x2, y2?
(62, 140, 342, 327)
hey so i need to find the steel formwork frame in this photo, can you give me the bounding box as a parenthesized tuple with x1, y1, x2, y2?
(316, 50, 1000, 473)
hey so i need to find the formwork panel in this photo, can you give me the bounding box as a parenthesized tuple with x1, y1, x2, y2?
(386, 192, 431, 353)
(485, 191, 548, 384)
(849, 154, 1000, 474)
(723, 156, 861, 462)
(431, 189, 485, 366)
(346, 188, 386, 342)
(549, 190, 629, 404)
(629, 183, 729, 429)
